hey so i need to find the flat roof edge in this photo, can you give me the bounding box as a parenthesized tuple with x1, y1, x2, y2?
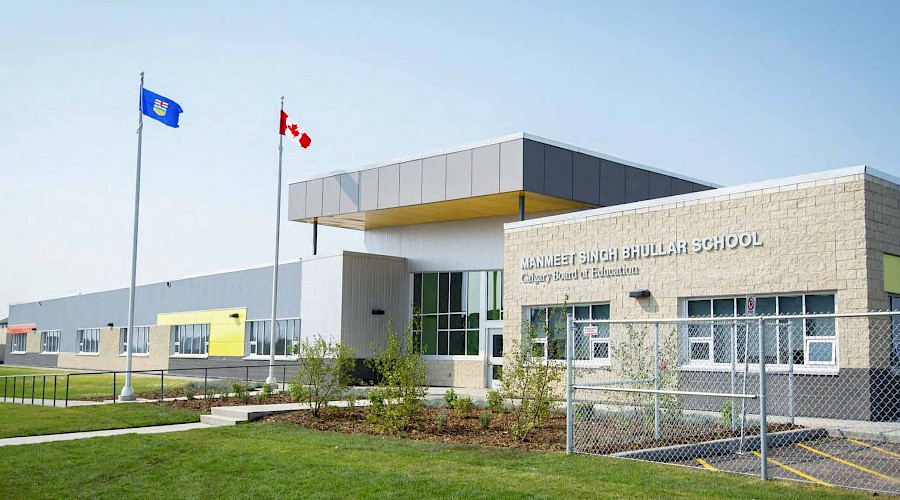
(505, 165, 877, 231)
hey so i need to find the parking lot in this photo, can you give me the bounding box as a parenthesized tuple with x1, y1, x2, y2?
(679, 436, 900, 494)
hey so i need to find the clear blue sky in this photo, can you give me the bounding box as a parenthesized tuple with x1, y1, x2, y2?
(1, 1, 899, 318)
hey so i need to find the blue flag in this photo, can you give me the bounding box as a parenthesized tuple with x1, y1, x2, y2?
(141, 88, 183, 128)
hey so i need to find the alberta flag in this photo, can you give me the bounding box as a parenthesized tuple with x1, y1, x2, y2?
(141, 88, 183, 128)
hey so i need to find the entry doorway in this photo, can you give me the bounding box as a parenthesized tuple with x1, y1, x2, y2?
(486, 326, 503, 389)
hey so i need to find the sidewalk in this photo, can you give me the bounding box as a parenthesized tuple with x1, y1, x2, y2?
(0, 422, 210, 447)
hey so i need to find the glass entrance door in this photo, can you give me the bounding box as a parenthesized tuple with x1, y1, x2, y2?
(487, 327, 503, 389)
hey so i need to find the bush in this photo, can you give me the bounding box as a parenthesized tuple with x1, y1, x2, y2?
(479, 410, 492, 430)
(260, 383, 275, 399)
(437, 410, 449, 429)
(443, 388, 458, 408)
(453, 395, 474, 416)
(501, 306, 565, 442)
(231, 382, 251, 404)
(486, 389, 504, 412)
(183, 386, 196, 400)
(290, 337, 356, 418)
(365, 319, 428, 433)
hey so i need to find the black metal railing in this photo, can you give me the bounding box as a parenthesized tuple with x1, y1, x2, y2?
(0, 363, 298, 407)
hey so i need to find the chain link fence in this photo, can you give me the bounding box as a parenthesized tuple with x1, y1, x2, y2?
(564, 311, 900, 495)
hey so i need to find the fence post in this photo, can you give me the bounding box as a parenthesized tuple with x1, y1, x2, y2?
(4, 377, 7, 402)
(758, 317, 768, 480)
(113, 372, 117, 404)
(160, 370, 164, 402)
(654, 322, 661, 440)
(42, 376, 47, 406)
(31, 376, 35, 404)
(730, 320, 737, 430)
(566, 313, 574, 455)
(283, 365, 287, 389)
(246, 366, 250, 386)
(65, 375, 70, 408)
(787, 321, 795, 425)
(204, 368, 208, 399)
(53, 376, 58, 406)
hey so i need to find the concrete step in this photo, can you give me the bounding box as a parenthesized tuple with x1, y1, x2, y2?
(200, 414, 244, 427)
(210, 407, 252, 420)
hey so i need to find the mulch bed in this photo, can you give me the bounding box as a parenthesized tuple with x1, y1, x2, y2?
(260, 406, 568, 451)
(155, 393, 295, 413)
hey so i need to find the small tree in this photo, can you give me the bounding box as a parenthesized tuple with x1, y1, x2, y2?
(365, 319, 428, 433)
(501, 314, 565, 442)
(290, 336, 355, 418)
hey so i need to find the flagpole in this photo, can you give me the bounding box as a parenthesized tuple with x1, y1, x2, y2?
(119, 71, 144, 401)
(266, 96, 285, 385)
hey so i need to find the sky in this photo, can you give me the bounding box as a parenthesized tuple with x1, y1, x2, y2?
(1, 1, 899, 319)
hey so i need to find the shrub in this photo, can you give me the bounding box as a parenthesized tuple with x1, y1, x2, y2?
(443, 388, 458, 408)
(290, 337, 356, 418)
(479, 410, 492, 430)
(501, 306, 565, 442)
(486, 389, 504, 412)
(365, 318, 428, 433)
(453, 395, 474, 416)
(260, 382, 275, 399)
(437, 410, 449, 429)
(183, 386, 196, 400)
(720, 401, 734, 428)
(231, 382, 251, 404)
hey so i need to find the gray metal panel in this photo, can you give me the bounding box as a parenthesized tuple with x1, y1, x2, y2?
(305, 178, 324, 217)
(8, 262, 302, 353)
(339, 172, 360, 213)
(421, 155, 447, 203)
(624, 166, 650, 203)
(377, 164, 400, 209)
(445, 150, 472, 200)
(522, 139, 544, 193)
(572, 153, 601, 205)
(340, 253, 408, 358)
(287, 182, 307, 220)
(322, 175, 341, 216)
(672, 177, 694, 196)
(499, 139, 524, 192)
(471, 144, 500, 197)
(399, 160, 423, 206)
(543, 145, 573, 199)
(599, 160, 626, 206)
(358, 168, 379, 211)
(648, 172, 673, 199)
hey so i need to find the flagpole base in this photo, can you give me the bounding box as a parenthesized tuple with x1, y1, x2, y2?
(265, 376, 277, 385)
(118, 385, 136, 402)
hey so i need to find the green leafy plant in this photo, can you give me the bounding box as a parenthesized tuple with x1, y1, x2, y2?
(720, 401, 734, 428)
(437, 410, 449, 430)
(486, 389, 504, 412)
(443, 388, 458, 408)
(260, 382, 275, 399)
(183, 386, 196, 400)
(290, 336, 356, 418)
(231, 382, 250, 404)
(479, 410, 492, 430)
(365, 318, 428, 433)
(453, 395, 474, 416)
(501, 306, 565, 442)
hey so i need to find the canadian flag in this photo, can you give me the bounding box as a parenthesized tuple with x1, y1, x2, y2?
(279, 110, 312, 149)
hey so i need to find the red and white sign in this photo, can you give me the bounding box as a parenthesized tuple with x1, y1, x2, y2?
(746, 296, 757, 316)
(279, 110, 312, 149)
(583, 325, 599, 337)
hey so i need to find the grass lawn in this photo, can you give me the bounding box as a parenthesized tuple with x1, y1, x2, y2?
(0, 403, 200, 438)
(0, 423, 865, 499)
(0, 366, 190, 400)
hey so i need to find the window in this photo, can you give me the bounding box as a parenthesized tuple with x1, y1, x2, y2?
(171, 324, 209, 356)
(528, 303, 610, 361)
(10, 334, 27, 353)
(684, 293, 836, 366)
(77, 328, 100, 354)
(247, 319, 300, 356)
(120, 326, 150, 354)
(413, 271, 493, 356)
(40, 331, 60, 353)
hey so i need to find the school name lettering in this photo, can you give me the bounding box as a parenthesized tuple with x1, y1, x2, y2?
(520, 231, 762, 270)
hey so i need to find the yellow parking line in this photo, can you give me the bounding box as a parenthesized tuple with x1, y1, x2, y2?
(695, 458, 718, 471)
(796, 443, 896, 482)
(751, 451, 833, 487)
(847, 438, 900, 460)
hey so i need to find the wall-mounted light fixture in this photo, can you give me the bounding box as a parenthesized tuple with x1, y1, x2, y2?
(107, 323, 114, 328)
(31, 327, 37, 332)
(166, 282, 171, 288)
(229, 313, 240, 319)
(629, 289, 651, 298)
(371, 309, 385, 316)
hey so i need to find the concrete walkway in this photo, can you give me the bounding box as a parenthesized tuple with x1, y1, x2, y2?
(1, 397, 103, 407)
(0, 423, 210, 447)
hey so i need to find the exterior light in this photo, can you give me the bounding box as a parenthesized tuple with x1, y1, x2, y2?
(629, 289, 651, 298)
(229, 313, 240, 319)
(371, 309, 385, 316)
(107, 323, 114, 327)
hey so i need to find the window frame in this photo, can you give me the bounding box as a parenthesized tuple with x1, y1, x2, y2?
(9, 333, 27, 354)
(76, 328, 101, 355)
(245, 318, 301, 358)
(120, 326, 151, 356)
(170, 323, 210, 357)
(682, 293, 839, 372)
(526, 302, 611, 366)
(413, 271, 496, 359)
(40, 330, 60, 354)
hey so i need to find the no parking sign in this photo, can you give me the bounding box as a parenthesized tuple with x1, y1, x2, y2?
(746, 296, 757, 316)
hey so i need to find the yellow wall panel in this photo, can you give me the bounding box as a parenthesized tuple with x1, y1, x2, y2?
(885, 254, 900, 294)
(156, 308, 246, 357)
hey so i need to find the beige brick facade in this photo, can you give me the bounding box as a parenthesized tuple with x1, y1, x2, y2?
(424, 359, 485, 387)
(57, 326, 170, 371)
